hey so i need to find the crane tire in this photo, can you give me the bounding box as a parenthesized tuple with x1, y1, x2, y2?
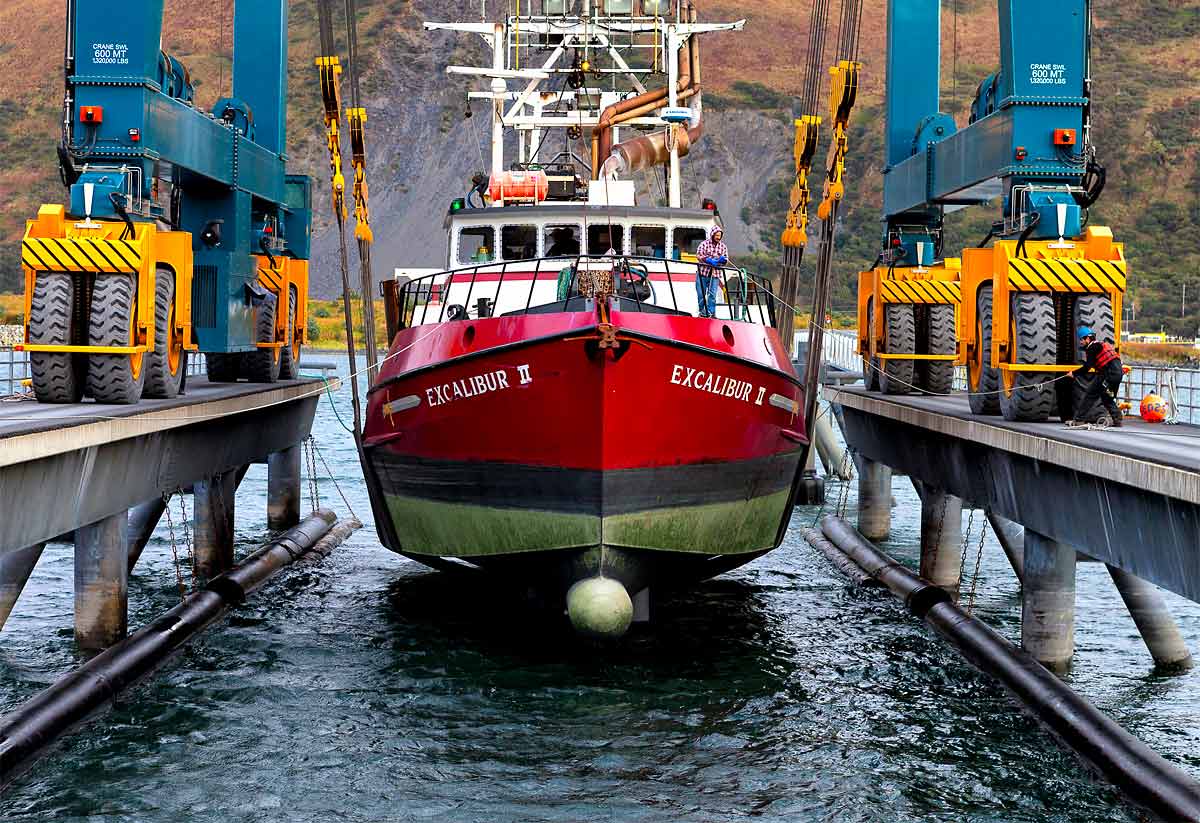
(879, 303, 915, 395)
(968, 285, 1001, 415)
(919, 303, 955, 394)
(28, 272, 84, 403)
(205, 353, 240, 383)
(279, 286, 301, 380)
(999, 292, 1057, 422)
(863, 297, 879, 391)
(87, 274, 146, 404)
(143, 269, 185, 399)
(242, 293, 281, 383)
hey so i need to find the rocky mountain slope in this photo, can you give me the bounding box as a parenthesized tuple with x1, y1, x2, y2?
(1, 1, 1197, 333)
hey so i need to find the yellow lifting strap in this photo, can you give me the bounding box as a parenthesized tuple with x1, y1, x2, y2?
(818, 60, 861, 222)
(347, 106, 373, 245)
(781, 115, 821, 249)
(316, 56, 347, 220)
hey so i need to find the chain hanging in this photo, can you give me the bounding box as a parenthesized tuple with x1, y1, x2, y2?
(963, 517, 991, 615)
(304, 436, 321, 512)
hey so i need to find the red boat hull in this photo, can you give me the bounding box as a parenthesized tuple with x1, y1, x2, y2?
(361, 307, 806, 596)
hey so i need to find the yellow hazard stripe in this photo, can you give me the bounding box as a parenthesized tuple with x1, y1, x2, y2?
(880, 278, 960, 304)
(21, 238, 141, 273)
(1008, 259, 1126, 293)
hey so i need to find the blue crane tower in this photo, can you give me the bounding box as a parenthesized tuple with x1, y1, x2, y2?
(857, 0, 1125, 423)
(20, 0, 311, 404)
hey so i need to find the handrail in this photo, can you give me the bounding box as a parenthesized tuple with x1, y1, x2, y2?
(395, 254, 779, 329)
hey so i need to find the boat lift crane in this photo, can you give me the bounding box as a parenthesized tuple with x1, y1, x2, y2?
(857, 0, 1124, 423)
(19, 0, 311, 405)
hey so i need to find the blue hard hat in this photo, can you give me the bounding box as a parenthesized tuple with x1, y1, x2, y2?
(1078, 326, 1094, 339)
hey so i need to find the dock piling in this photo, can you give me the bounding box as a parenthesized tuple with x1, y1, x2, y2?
(919, 490, 963, 595)
(0, 543, 47, 632)
(986, 512, 1026, 585)
(1106, 566, 1193, 671)
(854, 456, 892, 540)
(126, 498, 167, 573)
(267, 446, 302, 530)
(74, 513, 129, 651)
(1022, 530, 1076, 672)
(194, 472, 238, 579)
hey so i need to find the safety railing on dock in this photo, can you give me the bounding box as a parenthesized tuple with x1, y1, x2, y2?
(1123, 366, 1200, 425)
(2, 347, 207, 398)
(798, 329, 1200, 423)
(395, 255, 778, 329)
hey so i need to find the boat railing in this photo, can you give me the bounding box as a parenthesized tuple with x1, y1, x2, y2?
(394, 255, 779, 330)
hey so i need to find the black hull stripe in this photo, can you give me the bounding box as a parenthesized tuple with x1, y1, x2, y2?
(365, 449, 803, 516)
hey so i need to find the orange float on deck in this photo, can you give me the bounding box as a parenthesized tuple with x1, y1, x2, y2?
(1140, 393, 1169, 423)
(489, 170, 549, 205)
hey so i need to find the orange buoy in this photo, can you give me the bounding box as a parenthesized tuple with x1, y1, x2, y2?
(1140, 393, 1169, 423)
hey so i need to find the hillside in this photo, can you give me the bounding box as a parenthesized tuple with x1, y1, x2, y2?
(0, 1, 1198, 335)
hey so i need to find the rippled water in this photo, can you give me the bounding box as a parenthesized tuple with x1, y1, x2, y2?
(2, 355, 1198, 822)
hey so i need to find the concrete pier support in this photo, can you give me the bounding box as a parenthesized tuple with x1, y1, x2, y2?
(855, 456, 892, 540)
(814, 409, 851, 480)
(919, 490, 963, 595)
(267, 446, 302, 530)
(194, 472, 238, 580)
(74, 513, 128, 651)
(0, 543, 47, 632)
(1022, 530, 1076, 672)
(986, 511, 1026, 585)
(1106, 566, 1193, 671)
(126, 498, 167, 573)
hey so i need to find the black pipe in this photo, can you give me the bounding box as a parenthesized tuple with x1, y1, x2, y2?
(0, 510, 339, 790)
(801, 527, 879, 588)
(819, 515, 1200, 823)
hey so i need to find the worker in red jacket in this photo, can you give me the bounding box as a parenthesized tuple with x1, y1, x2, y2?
(1073, 325, 1123, 427)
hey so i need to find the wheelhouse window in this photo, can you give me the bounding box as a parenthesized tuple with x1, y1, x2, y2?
(456, 225, 495, 266)
(587, 224, 624, 255)
(631, 225, 667, 258)
(501, 225, 539, 261)
(673, 226, 708, 260)
(544, 224, 582, 258)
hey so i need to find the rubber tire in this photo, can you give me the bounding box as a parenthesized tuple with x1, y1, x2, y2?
(87, 275, 146, 404)
(968, 285, 1001, 415)
(999, 292, 1056, 422)
(919, 303, 955, 394)
(143, 269, 185, 399)
(863, 298, 880, 391)
(279, 286, 301, 381)
(242, 294, 281, 383)
(879, 304, 915, 395)
(28, 272, 84, 403)
(205, 353, 240, 383)
(1073, 294, 1115, 346)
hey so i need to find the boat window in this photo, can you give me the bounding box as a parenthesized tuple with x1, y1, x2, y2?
(587, 223, 624, 255)
(457, 225, 494, 266)
(631, 225, 667, 258)
(501, 225, 539, 261)
(673, 226, 708, 260)
(544, 224, 582, 258)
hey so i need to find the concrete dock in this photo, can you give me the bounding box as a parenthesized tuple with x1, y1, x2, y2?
(828, 386, 1197, 670)
(0, 378, 323, 649)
